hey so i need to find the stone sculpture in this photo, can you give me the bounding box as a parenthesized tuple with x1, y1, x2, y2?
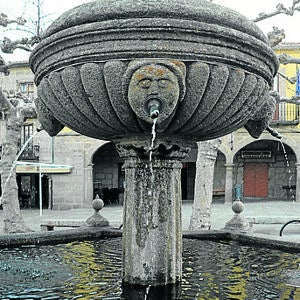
(30, 0, 278, 287)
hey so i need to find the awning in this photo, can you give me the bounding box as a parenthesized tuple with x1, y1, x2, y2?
(16, 161, 73, 174)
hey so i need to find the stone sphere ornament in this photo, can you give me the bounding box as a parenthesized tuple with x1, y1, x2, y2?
(85, 195, 109, 228)
(232, 198, 244, 214)
(92, 194, 104, 212)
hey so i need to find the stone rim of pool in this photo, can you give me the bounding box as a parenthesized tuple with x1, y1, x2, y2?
(1, 227, 300, 253)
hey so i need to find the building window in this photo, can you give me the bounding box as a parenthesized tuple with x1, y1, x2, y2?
(18, 124, 39, 161)
(18, 82, 35, 98)
(22, 124, 33, 145)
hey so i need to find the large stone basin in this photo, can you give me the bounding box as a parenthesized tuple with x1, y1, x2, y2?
(29, 0, 278, 287)
(30, 0, 278, 142)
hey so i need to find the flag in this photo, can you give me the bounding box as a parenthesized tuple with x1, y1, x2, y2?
(296, 67, 300, 96)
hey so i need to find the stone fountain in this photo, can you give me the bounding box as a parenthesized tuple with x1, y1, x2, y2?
(29, 0, 278, 287)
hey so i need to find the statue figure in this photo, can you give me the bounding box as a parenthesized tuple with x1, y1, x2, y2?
(124, 60, 186, 126)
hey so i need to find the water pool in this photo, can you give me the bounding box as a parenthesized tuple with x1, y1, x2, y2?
(1, 238, 300, 299)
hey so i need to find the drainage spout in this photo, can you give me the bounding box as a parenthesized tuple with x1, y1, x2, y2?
(148, 99, 160, 119)
(266, 126, 282, 139)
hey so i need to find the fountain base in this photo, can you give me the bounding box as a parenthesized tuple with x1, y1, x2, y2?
(116, 138, 192, 285)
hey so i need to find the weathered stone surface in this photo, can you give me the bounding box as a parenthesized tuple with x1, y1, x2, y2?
(104, 60, 142, 132)
(28, 0, 279, 287)
(32, 0, 276, 85)
(80, 63, 127, 133)
(117, 140, 191, 285)
(85, 196, 110, 227)
(224, 214, 253, 233)
(85, 212, 109, 227)
(224, 200, 253, 233)
(168, 62, 209, 133)
(33, 96, 63, 136)
(0, 227, 122, 248)
(244, 94, 277, 138)
(32, 60, 275, 141)
(30, 0, 278, 142)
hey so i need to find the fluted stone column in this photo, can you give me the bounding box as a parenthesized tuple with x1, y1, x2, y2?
(224, 163, 234, 204)
(189, 139, 221, 231)
(116, 139, 191, 286)
(295, 163, 300, 202)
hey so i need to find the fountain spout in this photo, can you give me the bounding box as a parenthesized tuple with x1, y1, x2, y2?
(148, 99, 160, 119)
(266, 126, 282, 139)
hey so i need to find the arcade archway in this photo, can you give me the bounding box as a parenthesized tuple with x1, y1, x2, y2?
(233, 140, 296, 201)
(92, 142, 199, 204)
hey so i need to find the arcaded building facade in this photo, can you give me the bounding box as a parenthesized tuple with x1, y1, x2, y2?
(1, 43, 300, 210)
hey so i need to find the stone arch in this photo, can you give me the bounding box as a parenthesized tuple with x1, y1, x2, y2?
(91, 141, 124, 205)
(233, 139, 297, 201)
(87, 140, 200, 204)
(231, 134, 299, 164)
(85, 140, 110, 166)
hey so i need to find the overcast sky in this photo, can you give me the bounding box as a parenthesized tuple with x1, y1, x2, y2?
(0, 0, 299, 62)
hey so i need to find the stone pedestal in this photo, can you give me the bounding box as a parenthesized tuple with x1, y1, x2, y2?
(85, 195, 109, 227)
(116, 139, 191, 286)
(224, 199, 252, 233)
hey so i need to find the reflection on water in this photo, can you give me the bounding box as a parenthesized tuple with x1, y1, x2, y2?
(0, 238, 300, 299)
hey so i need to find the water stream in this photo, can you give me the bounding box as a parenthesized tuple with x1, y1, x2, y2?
(0, 130, 40, 205)
(149, 117, 157, 163)
(148, 118, 158, 198)
(280, 140, 295, 201)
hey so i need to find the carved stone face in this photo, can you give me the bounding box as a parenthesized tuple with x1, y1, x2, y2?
(127, 64, 180, 124)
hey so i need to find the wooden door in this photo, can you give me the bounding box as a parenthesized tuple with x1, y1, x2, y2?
(243, 163, 268, 198)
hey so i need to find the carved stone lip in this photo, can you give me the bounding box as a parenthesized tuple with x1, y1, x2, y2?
(145, 97, 164, 115)
(30, 1, 278, 86)
(145, 96, 163, 105)
(146, 95, 162, 102)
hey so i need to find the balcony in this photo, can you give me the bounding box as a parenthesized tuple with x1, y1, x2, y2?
(271, 102, 300, 125)
(18, 144, 40, 161)
(0, 144, 39, 161)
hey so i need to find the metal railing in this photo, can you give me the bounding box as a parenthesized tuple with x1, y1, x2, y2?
(0, 144, 39, 161)
(18, 144, 40, 161)
(272, 102, 300, 125)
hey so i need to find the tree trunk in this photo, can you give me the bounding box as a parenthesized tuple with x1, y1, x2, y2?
(189, 139, 221, 231)
(0, 114, 32, 233)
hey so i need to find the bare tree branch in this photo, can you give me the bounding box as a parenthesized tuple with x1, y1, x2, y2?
(278, 71, 297, 84)
(1, 37, 34, 53)
(279, 95, 300, 103)
(267, 27, 286, 47)
(0, 13, 26, 27)
(253, 1, 300, 22)
(278, 53, 300, 64)
(0, 55, 9, 75)
(0, 87, 13, 113)
(270, 91, 300, 103)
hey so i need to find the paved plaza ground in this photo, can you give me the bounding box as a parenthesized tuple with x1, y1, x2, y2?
(1, 201, 300, 239)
